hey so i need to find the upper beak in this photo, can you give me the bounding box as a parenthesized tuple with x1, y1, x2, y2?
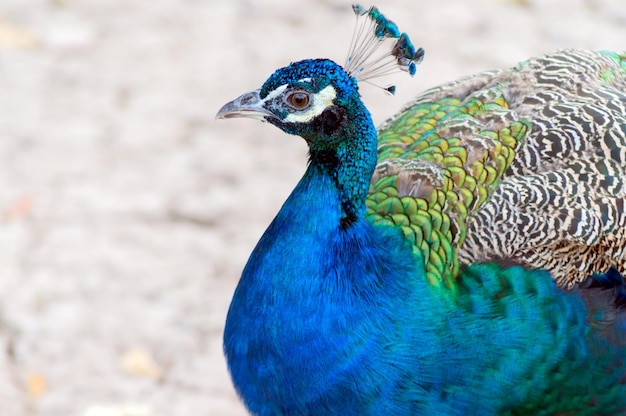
(215, 89, 276, 121)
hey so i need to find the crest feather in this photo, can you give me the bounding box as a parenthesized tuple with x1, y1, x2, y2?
(344, 5, 424, 94)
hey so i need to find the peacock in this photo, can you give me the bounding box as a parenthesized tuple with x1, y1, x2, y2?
(216, 4, 626, 415)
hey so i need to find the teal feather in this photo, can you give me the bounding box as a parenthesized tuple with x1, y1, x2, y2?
(216, 4, 626, 415)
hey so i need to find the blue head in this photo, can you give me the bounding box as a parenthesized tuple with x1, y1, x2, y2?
(216, 58, 371, 152)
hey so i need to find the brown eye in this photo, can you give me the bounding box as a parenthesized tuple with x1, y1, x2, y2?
(287, 92, 310, 109)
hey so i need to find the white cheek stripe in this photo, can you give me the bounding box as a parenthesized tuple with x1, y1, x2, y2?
(284, 85, 337, 123)
(263, 84, 288, 101)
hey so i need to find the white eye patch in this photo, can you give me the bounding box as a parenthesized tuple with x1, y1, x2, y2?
(283, 85, 337, 123)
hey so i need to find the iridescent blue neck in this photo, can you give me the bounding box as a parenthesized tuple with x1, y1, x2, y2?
(224, 140, 430, 414)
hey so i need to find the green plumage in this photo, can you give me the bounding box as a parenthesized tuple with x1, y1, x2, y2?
(368, 49, 626, 290)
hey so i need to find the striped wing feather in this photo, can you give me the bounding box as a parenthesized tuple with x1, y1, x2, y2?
(367, 50, 626, 289)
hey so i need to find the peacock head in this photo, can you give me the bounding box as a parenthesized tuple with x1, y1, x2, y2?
(216, 5, 424, 145)
(216, 59, 361, 143)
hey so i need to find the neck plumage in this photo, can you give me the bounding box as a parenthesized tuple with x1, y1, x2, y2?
(225, 99, 431, 413)
(306, 103, 378, 228)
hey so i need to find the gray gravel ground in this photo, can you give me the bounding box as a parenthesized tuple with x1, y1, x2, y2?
(0, 0, 625, 415)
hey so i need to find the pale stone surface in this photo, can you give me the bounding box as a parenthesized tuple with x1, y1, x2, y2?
(0, 0, 624, 415)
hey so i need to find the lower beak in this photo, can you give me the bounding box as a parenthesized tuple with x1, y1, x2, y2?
(215, 89, 276, 121)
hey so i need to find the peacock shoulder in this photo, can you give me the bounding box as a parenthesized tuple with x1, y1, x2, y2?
(368, 49, 626, 288)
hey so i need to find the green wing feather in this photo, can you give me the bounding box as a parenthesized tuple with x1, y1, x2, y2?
(367, 49, 626, 290)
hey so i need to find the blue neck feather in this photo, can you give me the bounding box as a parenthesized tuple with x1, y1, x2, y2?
(307, 98, 377, 227)
(224, 163, 435, 414)
(223, 99, 443, 413)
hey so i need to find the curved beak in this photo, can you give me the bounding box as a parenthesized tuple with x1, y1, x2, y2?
(215, 89, 276, 121)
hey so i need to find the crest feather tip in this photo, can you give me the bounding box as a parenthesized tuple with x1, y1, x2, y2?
(344, 5, 424, 92)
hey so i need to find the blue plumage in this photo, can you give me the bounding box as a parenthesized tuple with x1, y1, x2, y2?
(217, 5, 626, 415)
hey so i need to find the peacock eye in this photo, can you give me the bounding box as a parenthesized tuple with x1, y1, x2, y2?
(286, 91, 310, 109)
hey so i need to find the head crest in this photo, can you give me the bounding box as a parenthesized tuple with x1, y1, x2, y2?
(344, 5, 424, 94)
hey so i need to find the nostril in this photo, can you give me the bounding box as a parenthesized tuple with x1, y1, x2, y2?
(240, 92, 258, 105)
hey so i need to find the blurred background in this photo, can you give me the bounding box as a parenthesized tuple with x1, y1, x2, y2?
(0, 0, 624, 415)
